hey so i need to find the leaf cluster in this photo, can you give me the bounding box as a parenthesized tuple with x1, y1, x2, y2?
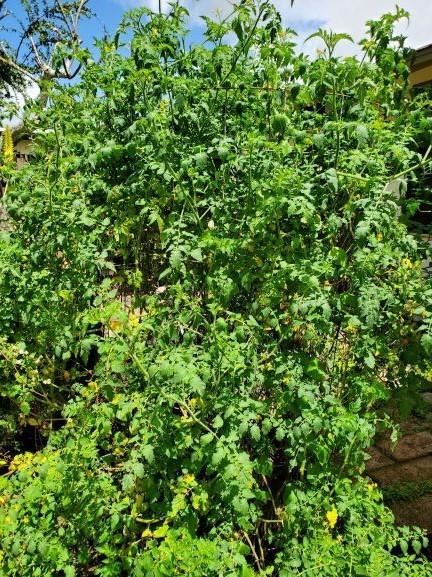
(0, 1, 432, 575)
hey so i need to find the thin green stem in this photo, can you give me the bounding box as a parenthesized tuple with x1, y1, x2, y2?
(392, 144, 432, 180)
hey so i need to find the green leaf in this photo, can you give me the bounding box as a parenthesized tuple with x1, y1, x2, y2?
(134, 462, 145, 479)
(190, 248, 203, 262)
(400, 539, 409, 556)
(356, 124, 369, 147)
(364, 352, 375, 369)
(421, 334, 432, 356)
(313, 133, 325, 150)
(233, 18, 244, 42)
(20, 401, 31, 415)
(326, 169, 338, 192)
(142, 445, 155, 464)
(212, 448, 225, 465)
(80, 214, 96, 227)
(213, 415, 224, 429)
(153, 524, 169, 539)
(201, 433, 213, 446)
(250, 424, 261, 442)
(412, 540, 422, 555)
(170, 249, 182, 270)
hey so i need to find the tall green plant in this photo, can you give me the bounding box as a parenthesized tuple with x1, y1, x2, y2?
(1, 1, 432, 575)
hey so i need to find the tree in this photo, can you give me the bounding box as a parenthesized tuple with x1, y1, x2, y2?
(0, 0, 25, 97)
(0, 0, 90, 90)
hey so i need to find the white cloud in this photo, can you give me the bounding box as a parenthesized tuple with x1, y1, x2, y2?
(112, 0, 432, 51)
(1, 82, 40, 128)
(114, 0, 170, 12)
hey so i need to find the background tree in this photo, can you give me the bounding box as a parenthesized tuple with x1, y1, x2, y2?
(0, 0, 90, 95)
(0, 0, 25, 97)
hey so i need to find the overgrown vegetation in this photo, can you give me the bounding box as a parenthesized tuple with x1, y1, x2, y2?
(383, 481, 432, 506)
(1, 1, 432, 575)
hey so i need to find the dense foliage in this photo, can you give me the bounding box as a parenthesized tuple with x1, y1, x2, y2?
(1, 1, 432, 575)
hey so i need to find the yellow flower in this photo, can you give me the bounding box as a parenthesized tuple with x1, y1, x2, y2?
(401, 258, 413, 269)
(88, 381, 99, 393)
(109, 318, 122, 331)
(367, 482, 378, 492)
(2, 125, 14, 164)
(128, 313, 140, 328)
(325, 506, 338, 529)
(182, 473, 195, 485)
(376, 233, 383, 242)
(9, 452, 34, 472)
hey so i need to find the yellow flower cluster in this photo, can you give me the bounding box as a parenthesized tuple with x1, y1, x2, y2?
(2, 125, 14, 164)
(8, 449, 61, 474)
(401, 258, 413, 269)
(81, 380, 100, 398)
(182, 473, 196, 486)
(109, 318, 122, 331)
(8, 452, 34, 473)
(325, 505, 338, 529)
(128, 313, 140, 328)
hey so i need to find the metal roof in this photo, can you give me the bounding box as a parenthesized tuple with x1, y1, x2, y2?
(412, 43, 432, 71)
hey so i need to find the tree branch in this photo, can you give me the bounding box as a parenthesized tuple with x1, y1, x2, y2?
(74, 0, 89, 36)
(55, 0, 74, 37)
(0, 52, 38, 84)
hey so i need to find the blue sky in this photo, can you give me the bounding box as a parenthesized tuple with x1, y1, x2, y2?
(100, 0, 432, 53)
(3, 0, 432, 63)
(3, 0, 432, 127)
(80, 2, 326, 54)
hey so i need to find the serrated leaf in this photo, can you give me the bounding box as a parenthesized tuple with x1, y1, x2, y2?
(364, 352, 375, 368)
(142, 445, 155, 464)
(134, 462, 145, 479)
(169, 249, 182, 270)
(153, 524, 169, 538)
(213, 415, 224, 429)
(356, 124, 369, 147)
(80, 214, 96, 227)
(190, 248, 203, 262)
(201, 432, 213, 446)
(122, 473, 135, 491)
(212, 448, 225, 465)
(421, 334, 432, 356)
(250, 424, 261, 442)
(325, 168, 338, 192)
(313, 133, 325, 149)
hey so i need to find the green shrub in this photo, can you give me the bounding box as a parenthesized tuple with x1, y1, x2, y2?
(1, 1, 432, 575)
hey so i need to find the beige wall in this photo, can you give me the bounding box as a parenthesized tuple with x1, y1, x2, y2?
(410, 64, 432, 86)
(14, 139, 33, 157)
